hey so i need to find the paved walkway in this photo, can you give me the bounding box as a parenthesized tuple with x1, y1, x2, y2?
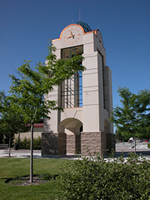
(0, 149, 41, 158)
(0, 142, 150, 159)
(0, 149, 80, 159)
(114, 142, 150, 157)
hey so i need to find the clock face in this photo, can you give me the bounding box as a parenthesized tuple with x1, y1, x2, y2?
(61, 25, 83, 47)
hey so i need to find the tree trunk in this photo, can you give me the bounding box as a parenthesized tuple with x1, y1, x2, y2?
(30, 121, 34, 183)
(9, 137, 11, 157)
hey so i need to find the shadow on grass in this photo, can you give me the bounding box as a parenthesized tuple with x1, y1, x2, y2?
(3, 174, 59, 185)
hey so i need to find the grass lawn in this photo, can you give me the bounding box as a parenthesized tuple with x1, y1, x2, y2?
(0, 158, 68, 200)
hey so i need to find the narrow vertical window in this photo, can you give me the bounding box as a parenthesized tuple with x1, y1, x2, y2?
(61, 45, 83, 108)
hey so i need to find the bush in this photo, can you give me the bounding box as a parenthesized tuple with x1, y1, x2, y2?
(148, 143, 150, 149)
(33, 136, 41, 150)
(13, 136, 41, 150)
(58, 153, 150, 200)
(20, 137, 31, 149)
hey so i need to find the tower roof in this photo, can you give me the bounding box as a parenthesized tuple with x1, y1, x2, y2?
(76, 21, 92, 33)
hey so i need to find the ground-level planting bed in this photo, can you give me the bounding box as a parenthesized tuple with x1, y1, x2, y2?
(58, 154, 150, 200)
(5, 174, 58, 186)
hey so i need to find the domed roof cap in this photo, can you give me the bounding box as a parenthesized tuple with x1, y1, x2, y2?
(76, 21, 92, 33)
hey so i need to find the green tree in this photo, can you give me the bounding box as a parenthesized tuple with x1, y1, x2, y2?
(0, 91, 29, 156)
(8, 43, 85, 182)
(135, 89, 150, 139)
(0, 91, 5, 143)
(115, 129, 123, 141)
(110, 87, 150, 152)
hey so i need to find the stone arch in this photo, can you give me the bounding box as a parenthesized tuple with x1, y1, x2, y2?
(60, 118, 82, 129)
(59, 118, 82, 154)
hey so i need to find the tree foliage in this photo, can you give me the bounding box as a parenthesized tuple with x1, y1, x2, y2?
(0, 91, 29, 156)
(8, 44, 85, 124)
(0, 91, 6, 143)
(110, 87, 150, 140)
(114, 128, 123, 141)
(8, 43, 85, 182)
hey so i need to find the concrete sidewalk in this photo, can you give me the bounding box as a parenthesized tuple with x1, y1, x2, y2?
(116, 142, 150, 151)
(0, 142, 150, 159)
(114, 142, 150, 158)
(0, 149, 80, 159)
(0, 149, 41, 158)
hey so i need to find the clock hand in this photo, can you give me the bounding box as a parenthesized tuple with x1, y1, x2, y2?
(67, 30, 75, 39)
(70, 31, 75, 38)
(67, 35, 72, 39)
(70, 30, 73, 36)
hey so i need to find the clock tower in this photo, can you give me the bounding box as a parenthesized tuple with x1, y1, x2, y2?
(42, 22, 115, 156)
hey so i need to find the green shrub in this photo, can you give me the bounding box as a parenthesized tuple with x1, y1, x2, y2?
(58, 153, 150, 200)
(148, 143, 150, 149)
(33, 136, 41, 150)
(40, 173, 52, 180)
(13, 136, 41, 150)
(21, 137, 30, 149)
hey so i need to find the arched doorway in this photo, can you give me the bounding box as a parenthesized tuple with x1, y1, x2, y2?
(59, 118, 82, 154)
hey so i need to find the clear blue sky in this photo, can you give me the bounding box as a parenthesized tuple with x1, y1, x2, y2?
(0, 0, 150, 107)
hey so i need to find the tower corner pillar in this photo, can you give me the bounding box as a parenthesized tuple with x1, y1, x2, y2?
(81, 131, 106, 156)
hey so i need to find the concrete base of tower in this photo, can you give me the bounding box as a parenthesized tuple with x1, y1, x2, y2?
(41, 132, 66, 156)
(106, 133, 116, 153)
(81, 132, 107, 156)
(66, 134, 81, 154)
(41, 131, 115, 157)
(41, 132, 81, 156)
